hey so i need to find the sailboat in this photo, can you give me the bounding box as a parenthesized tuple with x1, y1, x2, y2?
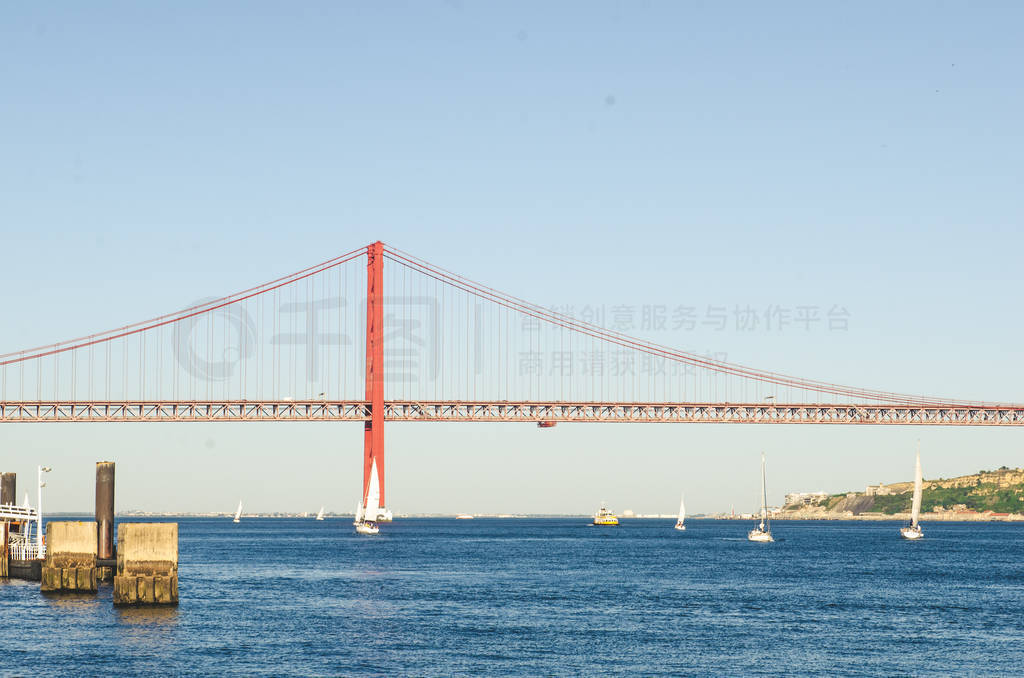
(353, 501, 379, 535)
(315, 506, 325, 521)
(233, 501, 242, 524)
(355, 521, 378, 535)
(354, 459, 383, 534)
(900, 442, 925, 540)
(674, 494, 686, 531)
(747, 453, 774, 542)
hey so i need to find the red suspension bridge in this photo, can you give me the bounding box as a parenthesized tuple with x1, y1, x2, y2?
(2, 241, 1022, 520)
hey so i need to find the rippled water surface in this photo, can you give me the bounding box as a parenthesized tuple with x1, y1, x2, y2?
(3, 518, 1023, 676)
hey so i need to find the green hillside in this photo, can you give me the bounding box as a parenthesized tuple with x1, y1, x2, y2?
(864, 482, 1024, 514)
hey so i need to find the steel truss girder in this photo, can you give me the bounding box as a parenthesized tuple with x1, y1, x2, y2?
(0, 401, 370, 422)
(383, 402, 1024, 425)
(1, 401, 1023, 425)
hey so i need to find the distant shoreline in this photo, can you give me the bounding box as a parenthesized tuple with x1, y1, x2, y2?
(42, 512, 1024, 522)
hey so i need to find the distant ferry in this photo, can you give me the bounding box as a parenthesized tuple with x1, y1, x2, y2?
(593, 503, 619, 526)
(455, 514, 474, 520)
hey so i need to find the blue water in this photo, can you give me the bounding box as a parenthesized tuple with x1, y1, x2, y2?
(3, 518, 1024, 676)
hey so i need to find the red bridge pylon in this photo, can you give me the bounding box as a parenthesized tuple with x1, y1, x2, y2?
(360, 241, 391, 522)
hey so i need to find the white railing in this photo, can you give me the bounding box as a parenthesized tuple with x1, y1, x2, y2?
(7, 533, 44, 561)
(0, 503, 38, 521)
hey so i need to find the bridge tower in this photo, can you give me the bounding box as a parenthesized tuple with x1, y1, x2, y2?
(362, 241, 391, 522)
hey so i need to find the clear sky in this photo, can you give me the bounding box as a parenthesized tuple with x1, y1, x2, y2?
(2, 2, 1022, 515)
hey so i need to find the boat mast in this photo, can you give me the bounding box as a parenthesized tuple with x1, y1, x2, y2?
(911, 441, 922, 529)
(760, 452, 769, 530)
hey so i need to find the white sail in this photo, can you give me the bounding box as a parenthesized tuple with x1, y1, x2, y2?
(911, 443, 923, 528)
(233, 501, 242, 522)
(368, 462, 385, 516)
(316, 506, 325, 521)
(674, 493, 687, 530)
(747, 452, 774, 542)
(899, 442, 925, 539)
(354, 501, 364, 524)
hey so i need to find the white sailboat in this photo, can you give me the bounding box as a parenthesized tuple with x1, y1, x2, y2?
(748, 453, 774, 542)
(353, 498, 379, 536)
(315, 506, 325, 521)
(355, 521, 379, 535)
(900, 442, 925, 540)
(233, 501, 242, 524)
(674, 493, 686, 531)
(354, 460, 383, 534)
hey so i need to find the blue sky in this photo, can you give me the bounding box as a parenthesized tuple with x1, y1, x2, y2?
(2, 2, 1022, 514)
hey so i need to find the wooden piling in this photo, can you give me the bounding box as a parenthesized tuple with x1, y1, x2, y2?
(0, 472, 15, 551)
(113, 523, 178, 605)
(0, 472, 15, 505)
(1, 522, 8, 578)
(40, 521, 98, 593)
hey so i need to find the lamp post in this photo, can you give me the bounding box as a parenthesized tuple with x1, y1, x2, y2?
(37, 465, 51, 556)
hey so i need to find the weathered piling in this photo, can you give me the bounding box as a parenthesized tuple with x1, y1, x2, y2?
(1, 472, 15, 505)
(0, 472, 16, 541)
(114, 523, 178, 605)
(95, 462, 115, 580)
(41, 521, 98, 592)
(1, 522, 8, 578)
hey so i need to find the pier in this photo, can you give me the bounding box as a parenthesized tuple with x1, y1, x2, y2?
(2, 463, 178, 607)
(41, 521, 97, 593)
(1, 470, 43, 579)
(114, 523, 179, 605)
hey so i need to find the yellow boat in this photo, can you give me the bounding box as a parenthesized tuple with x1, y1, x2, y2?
(592, 503, 619, 526)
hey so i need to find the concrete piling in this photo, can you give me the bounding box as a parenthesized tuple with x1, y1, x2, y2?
(41, 521, 98, 592)
(95, 462, 115, 580)
(113, 523, 178, 605)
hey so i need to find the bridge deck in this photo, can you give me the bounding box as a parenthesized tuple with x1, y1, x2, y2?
(1, 401, 1022, 425)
